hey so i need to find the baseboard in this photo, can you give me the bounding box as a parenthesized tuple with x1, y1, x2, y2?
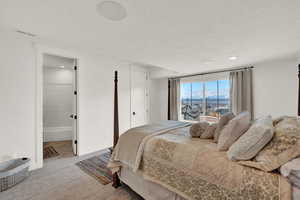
(43, 126, 72, 142)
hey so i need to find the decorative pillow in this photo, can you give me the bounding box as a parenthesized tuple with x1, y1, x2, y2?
(200, 123, 217, 139)
(239, 117, 300, 172)
(189, 122, 209, 138)
(213, 112, 235, 142)
(227, 116, 274, 161)
(217, 111, 251, 151)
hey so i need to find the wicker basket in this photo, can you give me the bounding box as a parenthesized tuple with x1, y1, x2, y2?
(0, 158, 30, 192)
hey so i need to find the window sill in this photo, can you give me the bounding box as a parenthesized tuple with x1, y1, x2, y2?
(181, 116, 219, 124)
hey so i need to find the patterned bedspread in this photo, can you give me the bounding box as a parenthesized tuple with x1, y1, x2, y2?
(140, 126, 292, 200)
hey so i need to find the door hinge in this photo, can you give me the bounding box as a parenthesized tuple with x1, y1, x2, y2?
(74, 66, 77, 70)
(74, 140, 77, 144)
(74, 91, 77, 95)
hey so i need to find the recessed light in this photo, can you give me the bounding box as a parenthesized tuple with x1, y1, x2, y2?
(96, 1, 127, 21)
(59, 66, 65, 68)
(229, 56, 237, 60)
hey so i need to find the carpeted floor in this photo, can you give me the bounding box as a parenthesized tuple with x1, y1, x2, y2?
(0, 145, 143, 200)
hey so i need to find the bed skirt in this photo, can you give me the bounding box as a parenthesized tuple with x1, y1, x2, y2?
(119, 165, 186, 200)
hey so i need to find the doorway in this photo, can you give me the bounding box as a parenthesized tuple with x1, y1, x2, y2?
(42, 54, 78, 161)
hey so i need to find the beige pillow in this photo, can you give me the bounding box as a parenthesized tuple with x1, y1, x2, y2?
(189, 122, 209, 138)
(200, 123, 217, 139)
(217, 111, 251, 151)
(213, 112, 235, 142)
(238, 117, 300, 172)
(227, 116, 274, 161)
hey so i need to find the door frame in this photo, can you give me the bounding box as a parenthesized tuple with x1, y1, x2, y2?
(35, 44, 80, 169)
(130, 66, 150, 128)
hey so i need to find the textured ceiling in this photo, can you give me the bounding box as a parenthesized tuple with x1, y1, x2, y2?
(1, 0, 300, 73)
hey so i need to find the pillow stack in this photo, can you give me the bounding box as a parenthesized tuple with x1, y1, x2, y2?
(189, 112, 235, 140)
(189, 114, 300, 177)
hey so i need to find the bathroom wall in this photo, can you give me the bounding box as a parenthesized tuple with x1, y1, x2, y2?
(43, 54, 74, 142)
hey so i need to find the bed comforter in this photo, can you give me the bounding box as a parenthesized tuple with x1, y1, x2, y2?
(108, 121, 292, 200)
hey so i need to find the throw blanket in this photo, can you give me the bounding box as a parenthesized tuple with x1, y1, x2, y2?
(108, 120, 191, 173)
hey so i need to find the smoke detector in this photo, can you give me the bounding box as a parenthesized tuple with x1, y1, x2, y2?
(96, 1, 127, 21)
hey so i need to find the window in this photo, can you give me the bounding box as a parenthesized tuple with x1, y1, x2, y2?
(180, 79, 230, 121)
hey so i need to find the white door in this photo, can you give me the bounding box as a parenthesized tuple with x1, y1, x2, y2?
(71, 60, 78, 155)
(131, 69, 149, 127)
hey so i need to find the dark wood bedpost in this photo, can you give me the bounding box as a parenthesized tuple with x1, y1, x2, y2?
(112, 70, 121, 188)
(168, 79, 171, 120)
(113, 70, 119, 148)
(298, 64, 300, 116)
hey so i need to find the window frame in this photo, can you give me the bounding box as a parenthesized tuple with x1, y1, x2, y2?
(179, 73, 230, 121)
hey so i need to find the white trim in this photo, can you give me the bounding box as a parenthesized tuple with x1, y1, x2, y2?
(34, 44, 80, 169)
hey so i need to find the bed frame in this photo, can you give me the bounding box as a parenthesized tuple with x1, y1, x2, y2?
(112, 64, 300, 187)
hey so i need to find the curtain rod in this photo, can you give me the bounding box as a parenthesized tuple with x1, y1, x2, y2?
(169, 66, 254, 80)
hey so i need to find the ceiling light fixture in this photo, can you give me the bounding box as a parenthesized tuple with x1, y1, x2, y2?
(96, 1, 127, 21)
(229, 56, 237, 60)
(59, 66, 65, 68)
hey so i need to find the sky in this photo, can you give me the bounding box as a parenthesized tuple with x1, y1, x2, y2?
(181, 79, 230, 99)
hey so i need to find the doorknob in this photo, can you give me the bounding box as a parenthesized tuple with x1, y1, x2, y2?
(70, 114, 77, 119)
(132, 112, 136, 115)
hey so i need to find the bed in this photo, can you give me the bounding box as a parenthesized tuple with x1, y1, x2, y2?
(108, 71, 295, 200)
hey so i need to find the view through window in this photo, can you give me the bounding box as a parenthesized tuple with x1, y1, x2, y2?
(181, 79, 230, 121)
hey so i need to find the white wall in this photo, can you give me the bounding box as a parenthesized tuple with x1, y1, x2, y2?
(149, 78, 168, 123)
(253, 58, 298, 118)
(0, 32, 141, 169)
(77, 55, 132, 155)
(0, 32, 36, 167)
